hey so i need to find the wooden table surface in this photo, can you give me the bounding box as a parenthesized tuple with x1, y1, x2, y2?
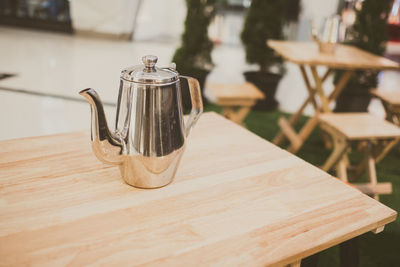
(319, 113, 400, 140)
(0, 112, 397, 266)
(267, 40, 400, 70)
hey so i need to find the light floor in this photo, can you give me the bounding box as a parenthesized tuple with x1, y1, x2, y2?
(0, 26, 399, 140)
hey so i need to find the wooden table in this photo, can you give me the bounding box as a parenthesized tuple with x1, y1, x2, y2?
(371, 90, 400, 125)
(320, 113, 400, 200)
(0, 112, 396, 266)
(267, 40, 400, 153)
(206, 82, 264, 124)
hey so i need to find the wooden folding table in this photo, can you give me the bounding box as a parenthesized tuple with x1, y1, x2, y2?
(0, 113, 396, 266)
(268, 40, 400, 153)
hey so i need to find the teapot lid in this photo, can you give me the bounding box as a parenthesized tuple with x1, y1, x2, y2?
(120, 55, 178, 85)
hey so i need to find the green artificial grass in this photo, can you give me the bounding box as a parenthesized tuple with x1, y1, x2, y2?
(204, 104, 400, 267)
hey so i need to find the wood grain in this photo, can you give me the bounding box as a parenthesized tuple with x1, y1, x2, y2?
(0, 112, 397, 266)
(319, 113, 400, 140)
(267, 40, 400, 70)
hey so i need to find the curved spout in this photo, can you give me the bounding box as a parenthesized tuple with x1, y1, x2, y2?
(79, 88, 123, 165)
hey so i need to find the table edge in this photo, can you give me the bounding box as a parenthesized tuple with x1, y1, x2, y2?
(267, 40, 400, 70)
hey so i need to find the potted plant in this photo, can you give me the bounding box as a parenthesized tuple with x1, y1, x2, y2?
(172, 0, 217, 111)
(334, 0, 392, 112)
(240, 0, 288, 111)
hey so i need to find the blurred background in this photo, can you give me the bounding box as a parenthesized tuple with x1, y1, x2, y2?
(1, 1, 400, 266)
(0, 0, 399, 140)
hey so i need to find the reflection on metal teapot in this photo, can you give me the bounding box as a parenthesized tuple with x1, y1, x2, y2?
(80, 55, 203, 188)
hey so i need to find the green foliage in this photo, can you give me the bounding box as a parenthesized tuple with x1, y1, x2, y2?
(240, 0, 287, 72)
(351, 0, 391, 57)
(172, 0, 217, 72)
(335, 0, 392, 89)
(284, 0, 301, 23)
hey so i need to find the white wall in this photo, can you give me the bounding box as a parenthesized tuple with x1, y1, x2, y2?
(133, 0, 186, 41)
(301, 0, 339, 20)
(70, 0, 141, 35)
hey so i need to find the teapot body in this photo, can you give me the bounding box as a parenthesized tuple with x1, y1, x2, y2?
(80, 55, 203, 188)
(115, 79, 187, 188)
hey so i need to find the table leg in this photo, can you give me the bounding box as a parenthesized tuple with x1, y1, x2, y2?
(310, 66, 331, 113)
(372, 226, 385, 234)
(273, 67, 353, 154)
(321, 68, 333, 82)
(321, 125, 348, 172)
(320, 69, 353, 149)
(321, 131, 333, 149)
(322, 141, 348, 172)
(328, 70, 354, 102)
(333, 141, 393, 198)
(350, 156, 369, 181)
(299, 65, 318, 110)
(350, 139, 398, 179)
(348, 141, 392, 199)
(307, 67, 335, 149)
(273, 65, 319, 147)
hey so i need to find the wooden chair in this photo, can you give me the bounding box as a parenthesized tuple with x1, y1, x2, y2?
(371, 90, 400, 125)
(206, 82, 264, 125)
(319, 113, 400, 200)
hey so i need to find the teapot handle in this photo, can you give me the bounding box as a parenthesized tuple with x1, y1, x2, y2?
(180, 75, 203, 137)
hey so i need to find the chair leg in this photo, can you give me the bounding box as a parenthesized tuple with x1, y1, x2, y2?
(321, 130, 333, 149)
(273, 96, 312, 145)
(366, 142, 379, 201)
(321, 130, 348, 172)
(222, 106, 251, 125)
(221, 107, 234, 119)
(336, 159, 348, 182)
(288, 116, 320, 154)
(375, 138, 399, 163)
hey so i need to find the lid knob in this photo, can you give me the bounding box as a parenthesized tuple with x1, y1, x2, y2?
(142, 55, 158, 69)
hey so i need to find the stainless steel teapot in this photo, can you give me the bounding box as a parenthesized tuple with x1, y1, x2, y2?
(79, 55, 203, 188)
